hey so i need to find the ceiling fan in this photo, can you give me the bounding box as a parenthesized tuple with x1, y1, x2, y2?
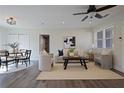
(73, 5, 117, 22)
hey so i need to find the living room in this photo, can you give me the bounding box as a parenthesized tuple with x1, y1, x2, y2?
(0, 4, 124, 88)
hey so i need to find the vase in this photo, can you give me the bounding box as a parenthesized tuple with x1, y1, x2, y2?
(13, 48, 16, 53)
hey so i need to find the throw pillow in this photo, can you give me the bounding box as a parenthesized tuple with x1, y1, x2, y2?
(74, 50, 78, 56)
(58, 49, 63, 56)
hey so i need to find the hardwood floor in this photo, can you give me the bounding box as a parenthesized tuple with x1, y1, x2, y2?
(0, 61, 124, 88)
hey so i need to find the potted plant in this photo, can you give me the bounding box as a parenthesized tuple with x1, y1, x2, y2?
(7, 42, 19, 53)
(68, 48, 75, 57)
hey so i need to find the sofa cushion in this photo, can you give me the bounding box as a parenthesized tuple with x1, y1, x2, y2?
(63, 49, 68, 57)
(74, 49, 78, 56)
(68, 52, 74, 56)
(101, 49, 112, 55)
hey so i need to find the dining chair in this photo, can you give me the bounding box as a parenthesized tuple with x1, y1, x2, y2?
(24, 50, 31, 65)
(0, 51, 15, 71)
(18, 50, 32, 67)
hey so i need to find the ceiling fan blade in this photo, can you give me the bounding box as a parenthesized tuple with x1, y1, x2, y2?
(103, 14, 110, 17)
(96, 5, 117, 12)
(95, 13, 110, 19)
(73, 12, 88, 15)
(81, 15, 88, 22)
(95, 13, 103, 18)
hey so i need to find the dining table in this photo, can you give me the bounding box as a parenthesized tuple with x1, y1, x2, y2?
(0, 50, 26, 71)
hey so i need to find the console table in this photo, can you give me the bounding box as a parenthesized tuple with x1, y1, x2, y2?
(63, 56, 88, 70)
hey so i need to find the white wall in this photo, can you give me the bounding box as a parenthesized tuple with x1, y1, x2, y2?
(120, 21, 124, 72)
(93, 14, 124, 72)
(0, 26, 8, 49)
(6, 28, 92, 60)
(7, 34, 29, 51)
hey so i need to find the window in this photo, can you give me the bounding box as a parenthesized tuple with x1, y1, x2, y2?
(105, 27, 112, 48)
(96, 27, 113, 48)
(97, 31, 103, 48)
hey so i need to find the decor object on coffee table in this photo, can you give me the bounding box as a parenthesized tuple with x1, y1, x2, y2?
(64, 36, 76, 48)
(68, 48, 75, 57)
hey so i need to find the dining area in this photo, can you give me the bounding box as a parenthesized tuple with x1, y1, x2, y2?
(0, 49, 32, 72)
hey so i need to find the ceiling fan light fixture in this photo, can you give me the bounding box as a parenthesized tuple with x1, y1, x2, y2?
(6, 17, 16, 25)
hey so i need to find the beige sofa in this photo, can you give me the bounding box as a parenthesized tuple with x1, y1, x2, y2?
(93, 48, 113, 69)
(55, 49, 88, 63)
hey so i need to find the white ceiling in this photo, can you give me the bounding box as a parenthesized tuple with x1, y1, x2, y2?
(0, 5, 124, 29)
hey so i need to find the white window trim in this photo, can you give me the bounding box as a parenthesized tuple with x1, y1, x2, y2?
(97, 30, 103, 48)
(96, 26, 114, 49)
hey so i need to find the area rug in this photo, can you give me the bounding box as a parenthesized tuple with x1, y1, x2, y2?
(36, 62, 124, 80)
(0, 62, 34, 74)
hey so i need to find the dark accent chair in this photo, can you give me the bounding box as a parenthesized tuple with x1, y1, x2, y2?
(0, 51, 15, 71)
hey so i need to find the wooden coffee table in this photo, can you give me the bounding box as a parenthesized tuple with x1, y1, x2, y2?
(63, 56, 88, 70)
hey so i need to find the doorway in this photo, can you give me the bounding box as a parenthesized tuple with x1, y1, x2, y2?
(39, 35, 50, 53)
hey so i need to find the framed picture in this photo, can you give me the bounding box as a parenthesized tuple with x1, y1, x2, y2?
(64, 36, 76, 48)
